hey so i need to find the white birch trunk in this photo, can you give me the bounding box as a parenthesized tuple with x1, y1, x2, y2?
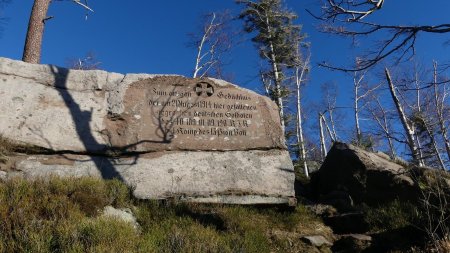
(354, 81, 361, 143)
(319, 113, 327, 160)
(295, 59, 309, 177)
(433, 61, 450, 163)
(193, 13, 216, 78)
(265, 14, 285, 132)
(385, 68, 424, 166)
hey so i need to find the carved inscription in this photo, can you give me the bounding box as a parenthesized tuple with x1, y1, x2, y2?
(108, 76, 285, 152)
(148, 82, 257, 141)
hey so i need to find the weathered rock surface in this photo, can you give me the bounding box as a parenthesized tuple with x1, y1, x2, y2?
(311, 142, 419, 205)
(102, 206, 140, 230)
(0, 57, 284, 153)
(7, 150, 294, 202)
(0, 57, 295, 204)
(301, 235, 333, 247)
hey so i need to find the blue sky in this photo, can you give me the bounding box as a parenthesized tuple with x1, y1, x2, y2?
(1, 0, 450, 151)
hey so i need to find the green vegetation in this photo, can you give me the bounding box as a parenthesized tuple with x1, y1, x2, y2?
(0, 177, 332, 253)
(0, 135, 50, 164)
(0, 135, 14, 163)
(362, 200, 421, 233)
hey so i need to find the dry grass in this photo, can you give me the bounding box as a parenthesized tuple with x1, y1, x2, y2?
(0, 135, 49, 164)
(0, 135, 15, 163)
(0, 177, 332, 253)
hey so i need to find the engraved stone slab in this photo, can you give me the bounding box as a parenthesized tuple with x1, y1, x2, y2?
(105, 76, 285, 152)
(0, 58, 285, 153)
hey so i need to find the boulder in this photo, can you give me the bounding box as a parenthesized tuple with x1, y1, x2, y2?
(332, 234, 372, 253)
(6, 150, 294, 203)
(301, 235, 333, 247)
(0, 57, 284, 153)
(311, 142, 419, 206)
(102, 206, 140, 230)
(0, 57, 295, 204)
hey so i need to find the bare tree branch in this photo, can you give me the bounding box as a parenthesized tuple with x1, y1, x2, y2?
(189, 11, 234, 79)
(309, 1, 450, 71)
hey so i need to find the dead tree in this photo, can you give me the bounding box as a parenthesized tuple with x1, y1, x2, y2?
(66, 52, 101, 70)
(318, 108, 338, 160)
(310, 0, 450, 71)
(352, 67, 380, 145)
(294, 49, 310, 177)
(189, 11, 233, 79)
(433, 61, 450, 164)
(22, 0, 93, 63)
(398, 62, 447, 169)
(368, 95, 397, 159)
(321, 83, 340, 142)
(385, 68, 424, 166)
(318, 112, 328, 160)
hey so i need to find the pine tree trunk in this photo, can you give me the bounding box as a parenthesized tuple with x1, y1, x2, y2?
(22, 0, 51, 63)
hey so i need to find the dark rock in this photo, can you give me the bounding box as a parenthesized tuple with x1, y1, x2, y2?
(332, 234, 372, 253)
(310, 142, 420, 206)
(369, 226, 426, 252)
(323, 212, 369, 234)
(319, 190, 354, 212)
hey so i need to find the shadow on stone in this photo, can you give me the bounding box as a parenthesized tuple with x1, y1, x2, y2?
(50, 66, 125, 180)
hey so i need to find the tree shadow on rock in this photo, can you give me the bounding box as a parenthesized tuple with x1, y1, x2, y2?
(50, 66, 124, 180)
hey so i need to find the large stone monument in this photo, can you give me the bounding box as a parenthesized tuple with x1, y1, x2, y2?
(0, 57, 295, 204)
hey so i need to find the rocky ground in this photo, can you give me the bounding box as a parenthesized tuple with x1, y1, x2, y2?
(1, 140, 449, 252)
(303, 142, 450, 252)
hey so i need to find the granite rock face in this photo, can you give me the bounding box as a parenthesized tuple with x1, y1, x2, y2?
(0, 57, 284, 153)
(10, 150, 295, 203)
(0, 57, 295, 204)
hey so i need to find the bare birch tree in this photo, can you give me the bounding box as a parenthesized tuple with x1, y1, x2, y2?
(318, 112, 328, 160)
(66, 51, 101, 70)
(189, 11, 233, 79)
(320, 82, 340, 142)
(432, 61, 450, 164)
(394, 62, 448, 169)
(22, 0, 93, 63)
(385, 68, 424, 166)
(293, 48, 310, 177)
(352, 66, 380, 146)
(367, 95, 397, 159)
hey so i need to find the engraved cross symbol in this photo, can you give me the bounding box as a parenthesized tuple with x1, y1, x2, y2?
(194, 82, 214, 97)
